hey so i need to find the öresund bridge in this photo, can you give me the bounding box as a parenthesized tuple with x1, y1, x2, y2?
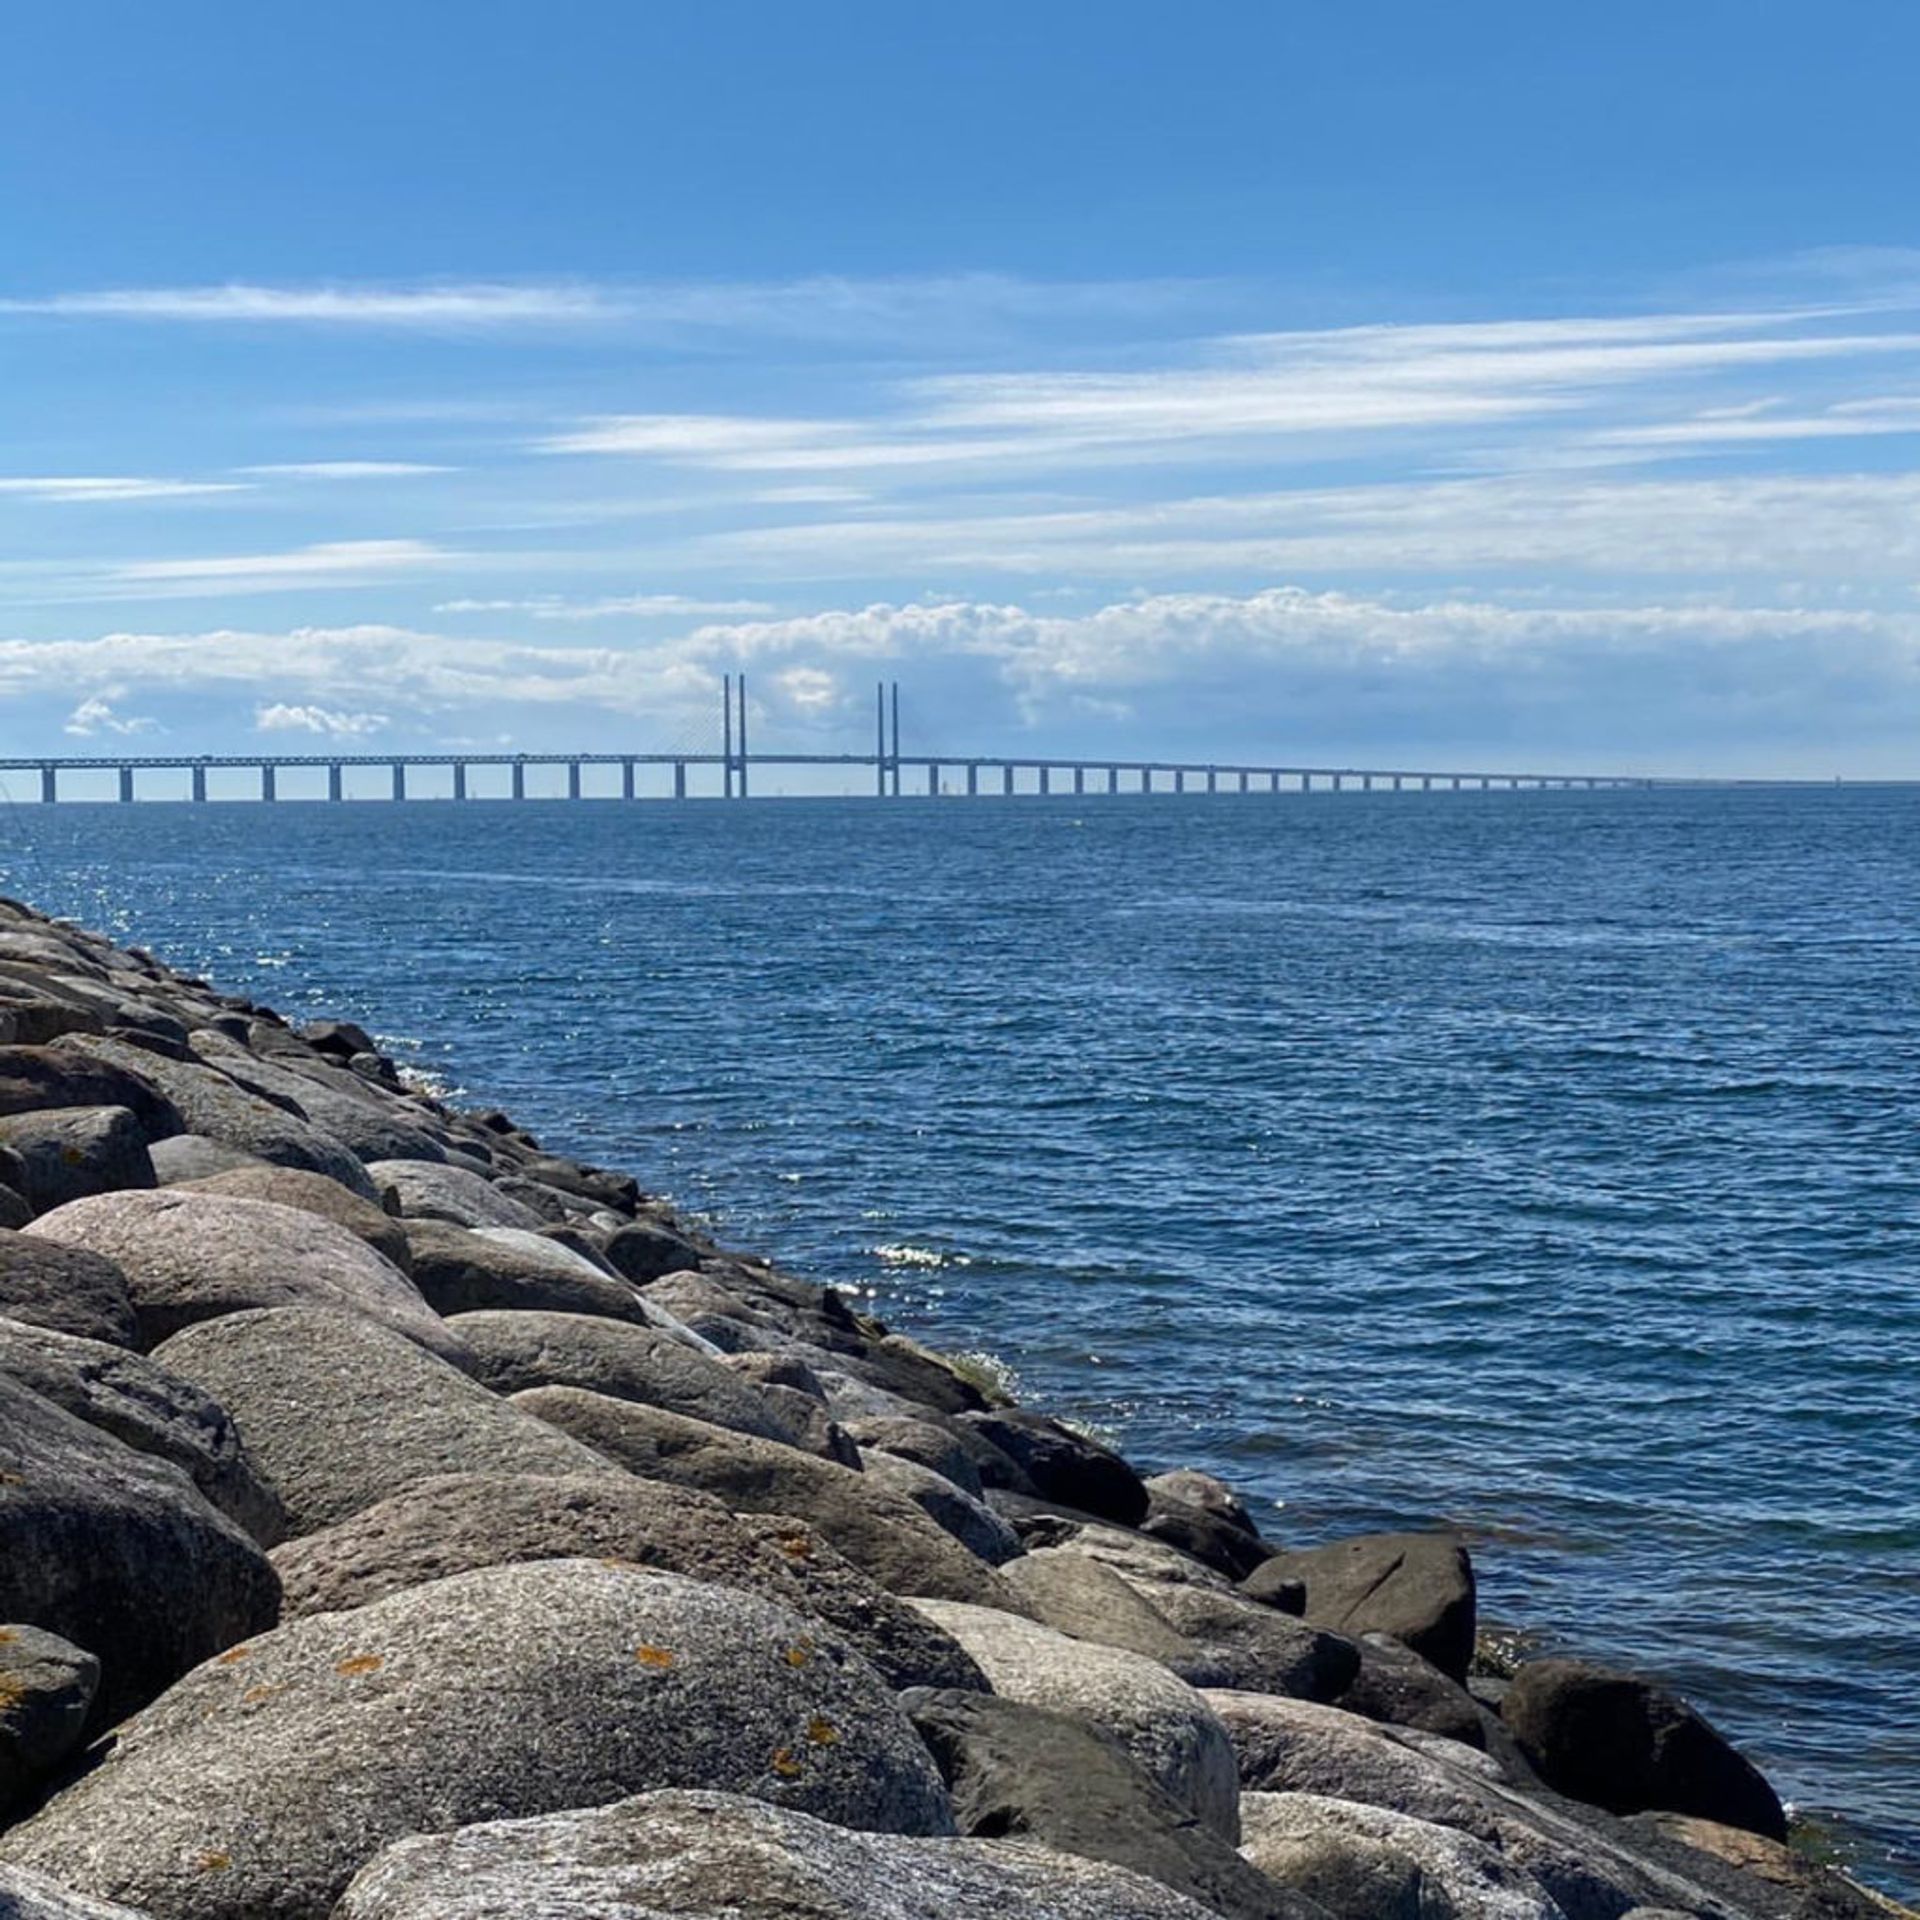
(0, 677, 1758, 804)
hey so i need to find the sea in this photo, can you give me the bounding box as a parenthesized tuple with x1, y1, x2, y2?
(2, 786, 1914, 1898)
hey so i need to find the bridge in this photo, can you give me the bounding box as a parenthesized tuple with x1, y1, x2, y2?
(0, 677, 1698, 803)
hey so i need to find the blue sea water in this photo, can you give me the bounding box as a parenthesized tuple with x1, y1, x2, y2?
(2, 787, 1915, 1897)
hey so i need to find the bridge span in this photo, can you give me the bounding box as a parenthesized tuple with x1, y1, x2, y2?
(3, 676, 1667, 802)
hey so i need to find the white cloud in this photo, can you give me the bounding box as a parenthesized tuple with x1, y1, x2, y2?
(0, 476, 248, 502)
(1, 283, 623, 328)
(254, 702, 389, 736)
(433, 593, 775, 620)
(239, 461, 454, 478)
(111, 538, 455, 591)
(63, 691, 157, 736)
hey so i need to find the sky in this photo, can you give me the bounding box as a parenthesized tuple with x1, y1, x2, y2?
(4, 1, 1920, 781)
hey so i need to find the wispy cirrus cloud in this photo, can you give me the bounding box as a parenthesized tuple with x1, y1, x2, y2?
(0, 475, 249, 503)
(0, 282, 623, 328)
(434, 593, 775, 620)
(110, 538, 456, 592)
(239, 461, 455, 479)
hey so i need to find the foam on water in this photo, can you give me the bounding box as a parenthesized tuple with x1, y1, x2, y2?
(3, 786, 1915, 1897)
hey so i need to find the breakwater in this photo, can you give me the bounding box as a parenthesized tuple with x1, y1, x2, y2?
(0, 893, 1908, 1920)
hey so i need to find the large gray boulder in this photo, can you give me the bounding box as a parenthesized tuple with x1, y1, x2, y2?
(365, 1159, 541, 1230)
(1243, 1534, 1476, 1683)
(335, 1790, 1218, 1920)
(0, 1866, 155, 1920)
(26, 1191, 460, 1360)
(58, 1037, 377, 1198)
(0, 1046, 183, 1143)
(0, 1232, 137, 1346)
(403, 1221, 651, 1322)
(0, 1107, 154, 1213)
(151, 1308, 615, 1536)
(1238, 1793, 1563, 1920)
(269, 1471, 806, 1619)
(513, 1387, 1022, 1608)
(147, 1134, 269, 1185)
(960, 1408, 1149, 1524)
(911, 1599, 1242, 1842)
(843, 1412, 986, 1494)
(1143, 1580, 1360, 1701)
(1335, 1633, 1488, 1748)
(0, 1373, 279, 1725)
(1001, 1546, 1200, 1665)
(0, 1562, 956, 1920)
(0, 1319, 284, 1544)
(600, 1217, 704, 1282)
(1502, 1658, 1786, 1840)
(0, 1624, 100, 1814)
(172, 1166, 413, 1273)
(857, 1448, 1023, 1564)
(907, 1688, 1322, 1920)
(446, 1309, 797, 1444)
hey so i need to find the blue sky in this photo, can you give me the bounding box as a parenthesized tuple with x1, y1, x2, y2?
(5, 2, 1920, 778)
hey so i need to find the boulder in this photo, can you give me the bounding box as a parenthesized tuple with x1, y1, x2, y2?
(183, 1044, 449, 1168)
(403, 1220, 651, 1322)
(733, 1515, 990, 1693)
(1142, 1494, 1275, 1583)
(300, 1019, 374, 1058)
(1007, 1501, 1237, 1593)
(335, 1790, 1219, 1920)
(0, 1624, 100, 1814)
(520, 1154, 639, 1212)
(1502, 1658, 1786, 1840)
(0, 1108, 154, 1212)
(1244, 1534, 1476, 1682)
(364, 1159, 541, 1230)
(1146, 1468, 1258, 1536)
(446, 1309, 794, 1443)
(0, 1373, 279, 1725)
(601, 1218, 704, 1282)
(960, 1409, 1149, 1524)
(1238, 1792, 1562, 1920)
(0, 1867, 156, 1920)
(857, 1449, 1023, 1564)
(0, 1185, 31, 1230)
(762, 1384, 862, 1465)
(844, 1413, 986, 1494)
(151, 1308, 615, 1536)
(0, 1232, 137, 1347)
(907, 1688, 1316, 1920)
(910, 1599, 1242, 1842)
(0, 1319, 284, 1544)
(58, 1037, 377, 1198)
(27, 1190, 460, 1361)
(1142, 1581, 1360, 1701)
(269, 1470, 799, 1619)
(0, 1562, 956, 1920)
(146, 1135, 267, 1184)
(172, 1166, 413, 1272)
(1335, 1633, 1488, 1748)
(1001, 1547, 1200, 1665)
(0, 1046, 182, 1142)
(513, 1388, 1021, 1608)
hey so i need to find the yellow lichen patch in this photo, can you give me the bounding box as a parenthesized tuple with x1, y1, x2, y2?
(633, 1644, 676, 1670)
(785, 1641, 814, 1668)
(0, 1673, 30, 1713)
(777, 1532, 814, 1560)
(195, 1852, 232, 1874)
(215, 1645, 251, 1665)
(241, 1684, 280, 1707)
(0, 1627, 17, 1644)
(806, 1715, 840, 1746)
(769, 1747, 804, 1778)
(0, 1472, 25, 1487)
(333, 1654, 383, 1677)
(598, 1556, 643, 1571)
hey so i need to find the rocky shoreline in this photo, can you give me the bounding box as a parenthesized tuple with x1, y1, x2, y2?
(0, 895, 1905, 1920)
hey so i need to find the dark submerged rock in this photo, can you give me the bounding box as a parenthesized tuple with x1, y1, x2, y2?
(1502, 1657, 1787, 1841)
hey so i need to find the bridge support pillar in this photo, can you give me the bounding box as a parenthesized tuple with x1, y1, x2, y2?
(1074, 766, 1085, 795)
(1333, 774, 1344, 792)
(622, 758, 635, 800)
(1206, 768, 1217, 793)
(1108, 766, 1119, 793)
(453, 764, 467, 801)
(1003, 765, 1015, 796)
(39, 766, 55, 805)
(261, 766, 276, 802)
(1481, 777, 1491, 791)
(512, 762, 526, 801)
(391, 763, 406, 802)
(1142, 768, 1152, 792)
(1239, 770, 1249, 793)
(1039, 766, 1050, 795)
(328, 764, 343, 802)
(966, 764, 978, 796)
(1270, 771, 1279, 791)
(568, 761, 582, 801)
(674, 762, 686, 800)
(1175, 769, 1185, 794)
(118, 767, 134, 804)
(928, 763, 940, 797)
(191, 765, 207, 804)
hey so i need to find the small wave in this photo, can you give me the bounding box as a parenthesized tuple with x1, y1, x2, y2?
(871, 1243, 973, 1270)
